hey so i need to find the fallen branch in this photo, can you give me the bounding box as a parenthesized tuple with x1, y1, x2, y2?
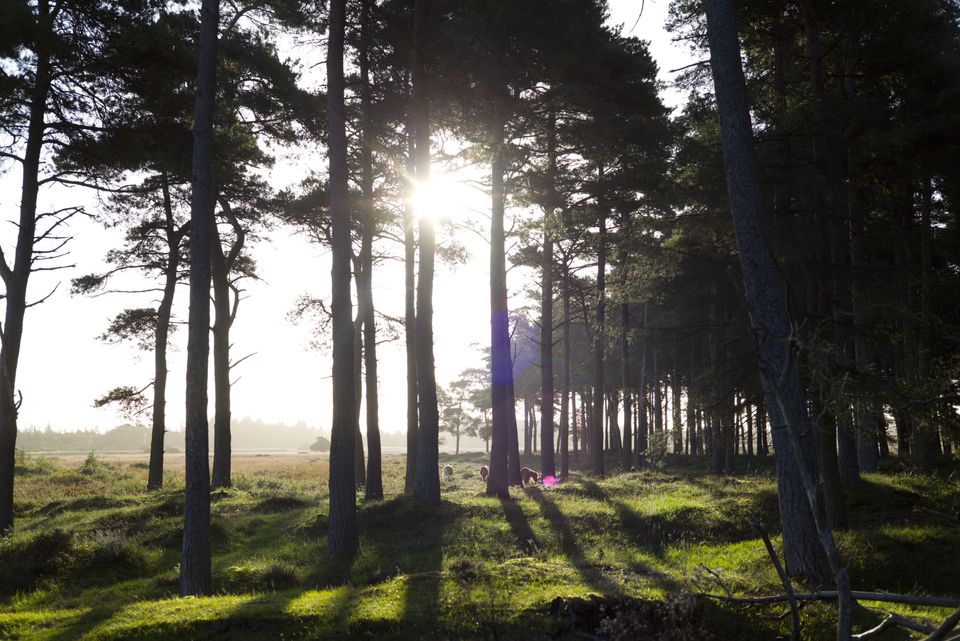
(702, 591, 960, 608)
(853, 614, 935, 641)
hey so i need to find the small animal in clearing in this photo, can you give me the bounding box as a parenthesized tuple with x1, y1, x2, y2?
(442, 464, 455, 481)
(479, 465, 489, 481)
(520, 467, 539, 485)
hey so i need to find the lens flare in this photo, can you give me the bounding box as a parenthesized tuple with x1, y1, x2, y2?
(542, 475, 557, 487)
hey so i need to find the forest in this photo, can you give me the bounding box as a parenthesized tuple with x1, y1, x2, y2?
(1, 0, 960, 639)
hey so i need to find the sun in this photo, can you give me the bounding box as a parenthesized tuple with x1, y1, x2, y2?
(410, 171, 465, 225)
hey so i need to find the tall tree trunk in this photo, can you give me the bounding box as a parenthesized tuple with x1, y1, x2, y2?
(798, 0, 859, 485)
(487, 96, 521, 494)
(672, 346, 682, 455)
(703, 0, 841, 596)
(148, 176, 184, 491)
(411, 0, 440, 506)
(0, 0, 53, 534)
(620, 239, 632, 469)
(913, 176, 939, 470)
(180, 0, 218, 595)
(359, 0, 382, 501)
(540, 113, 557, 479)
(403, 124, 418, 494)
(636, 304, 648, 461)
(593, 179, 607, 476)
(560, 267, 571, 478)
(210, 199, 245, 491)
(850, 185, 879, 472)
(326, 0, 358, 558)
(572, 390, 579, 463)
(210, 222, 232, 489)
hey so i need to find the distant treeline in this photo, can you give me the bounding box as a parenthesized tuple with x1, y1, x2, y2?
(16, 417, 446, 453)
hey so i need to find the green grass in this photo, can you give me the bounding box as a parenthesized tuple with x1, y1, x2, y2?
(1, 452, 958, 640)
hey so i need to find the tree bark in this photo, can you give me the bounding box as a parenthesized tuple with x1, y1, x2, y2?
(359, 0, 382, 501)
(180, 0, 218, 596)
(540, 112, 557, 479)
(0, 0, 53, 534)
(411, 0, 440, 506)
(593, 176, 607, 476)
(403, 123, 418, 494)
(486, 99, 517, 497)
(326, 0, 358, 558)
(560, 267, 571, 477)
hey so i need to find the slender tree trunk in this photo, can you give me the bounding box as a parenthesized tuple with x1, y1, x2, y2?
(0, 0, 53, 534)
(411, 0, 440, 506)
(540, 114, 557, 479)
(210, 221, 233, 489)
(326, 0, 358, 558)
(148, 177, 183, 491)
(180, 0, 218, 595)
(572, 390, 579, 463)
(403, 124, 418, 494)
(592, 171, 607, 475)
(359, 0, 382, 501)
(636, 304, 648, 461)
(560, 268, 571, 478)
(672, 346, 682, 455)
(620, 246, 632, 468)
(704, 0, 840, 593)
(850, 185, 879, 472)
(913, 176, 939, 470)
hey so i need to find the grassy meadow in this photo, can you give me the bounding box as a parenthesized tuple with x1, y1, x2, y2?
(1, 450, 958, 640)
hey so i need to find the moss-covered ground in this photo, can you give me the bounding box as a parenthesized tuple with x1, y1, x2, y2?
(1, 450, 958, 640)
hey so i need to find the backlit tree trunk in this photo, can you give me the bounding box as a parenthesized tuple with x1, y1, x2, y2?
(180, 0, 218, 595)
(411, 0, 440, 506)
(326, 0, 358, 558)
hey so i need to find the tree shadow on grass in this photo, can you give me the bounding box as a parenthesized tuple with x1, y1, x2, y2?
(501, 496, 540, 555)
(46, 604, 124, 641)
(526, 487, 625, 596)
(357, 495, 449, 638)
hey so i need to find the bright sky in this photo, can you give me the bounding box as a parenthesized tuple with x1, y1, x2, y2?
(0, 0, 694, 434)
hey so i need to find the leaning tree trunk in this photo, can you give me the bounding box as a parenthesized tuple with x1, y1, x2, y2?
(326, 0, 358, 558)
(411, 0, 440, 506)
(180, 0, 218, 596)
(703, 0, 843, 604)
(0, 0, 53, 534)
(359, 0, 382, 501)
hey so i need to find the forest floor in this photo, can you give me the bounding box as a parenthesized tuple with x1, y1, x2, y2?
(1, 450, 958, 640)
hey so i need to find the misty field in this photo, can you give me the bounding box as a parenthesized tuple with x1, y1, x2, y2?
(1, 452, 958, 640)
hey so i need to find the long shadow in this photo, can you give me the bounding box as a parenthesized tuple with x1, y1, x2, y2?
(376, 497, 444, 639)
(45, 604, 124, 641)
(500, 497, 540, 556)
(526, 487, 625, 596)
